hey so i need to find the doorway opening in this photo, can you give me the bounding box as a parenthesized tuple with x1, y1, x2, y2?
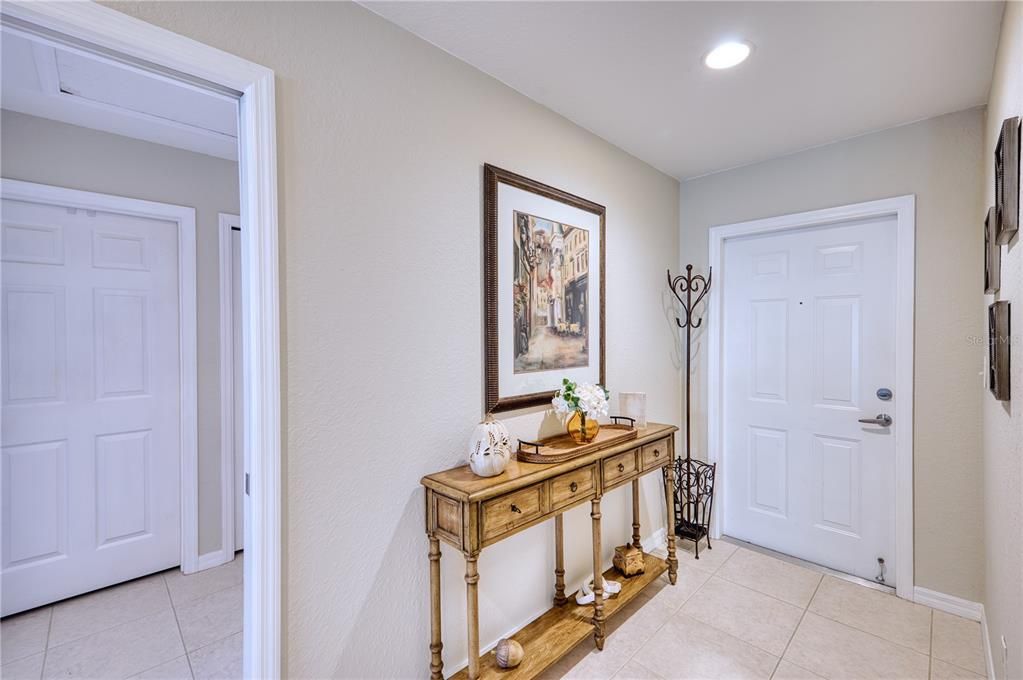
(0, 4, 280, 677)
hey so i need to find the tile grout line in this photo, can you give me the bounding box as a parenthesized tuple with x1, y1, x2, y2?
(39, 573, 180, 656)
(808, 602, 936, 659)
(769, 573, 824, 678)
(163, 573, 197, 680)
(40, 606, 53, 680)
(928, 609, 933, 680)
(679, 546, 938, 669)
(787, 574, 938, 658)
(616, 546, 727, 674)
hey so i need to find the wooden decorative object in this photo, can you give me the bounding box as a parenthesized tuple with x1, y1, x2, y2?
(989, 301, 1011, 402)
(494, 639, 523, 669)
(995, 116, 1020, 245)
(483, 164, 606, 413)
(985, 206, 1001, 294)
(613, 544, 645, 577)
(516, 422, 637, 464)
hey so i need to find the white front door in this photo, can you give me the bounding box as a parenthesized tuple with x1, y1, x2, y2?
(1, 195, 182, 615)
(722, 216, 897, 584)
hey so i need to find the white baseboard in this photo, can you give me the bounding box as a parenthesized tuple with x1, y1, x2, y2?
(642, 527, 668, 553)
(913, 586, 983, 621)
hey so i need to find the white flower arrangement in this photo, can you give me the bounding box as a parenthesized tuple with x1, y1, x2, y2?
(552, 379, 610, 420)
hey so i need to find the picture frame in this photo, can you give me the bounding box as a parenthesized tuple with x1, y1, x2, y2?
(985, 206, 1000, 294)
(989, 301, 1010, 402)
(483, 164, 606, 413)
(995, 116, 1020, 245)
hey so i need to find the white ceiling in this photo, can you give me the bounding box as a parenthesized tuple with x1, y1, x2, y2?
(1, 30, 238, 160)
(364, 1, 1004, 179)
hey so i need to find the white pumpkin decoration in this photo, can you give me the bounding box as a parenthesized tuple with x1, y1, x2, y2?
(468, 415, 511, 477)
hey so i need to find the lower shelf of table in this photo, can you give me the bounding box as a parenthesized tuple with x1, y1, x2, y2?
(449, 552, 669, 680)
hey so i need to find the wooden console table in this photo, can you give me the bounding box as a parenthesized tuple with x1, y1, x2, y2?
(421, 423, 679, 679)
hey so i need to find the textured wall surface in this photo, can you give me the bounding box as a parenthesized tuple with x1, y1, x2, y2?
(107, 3, 681, 677)
(679, 108, 986, 601)
(983, 3, 1022, 678)
(0, 110, 240, 556)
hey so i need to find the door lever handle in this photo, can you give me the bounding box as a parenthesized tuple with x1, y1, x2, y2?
(858, 413, 893, 427)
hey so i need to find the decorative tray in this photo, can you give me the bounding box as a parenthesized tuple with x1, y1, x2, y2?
(516, 416, 637, 464)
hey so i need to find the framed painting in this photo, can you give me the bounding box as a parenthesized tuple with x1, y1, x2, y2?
(995, 116, 1020, 245)
(483, 164, 605, 413)
(985, 206, 1000, 294)
(989, 301, 1010, 402)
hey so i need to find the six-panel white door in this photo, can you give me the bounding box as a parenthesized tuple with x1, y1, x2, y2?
(1, 197, 182, 615)
(722, 217, 898, 584)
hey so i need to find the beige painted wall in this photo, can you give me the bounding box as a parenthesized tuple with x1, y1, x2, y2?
(679, 108, 986, 601)
(983, 3, 1022, 678)
(106, 2, 682, 677)
(0, 110, 240, 557)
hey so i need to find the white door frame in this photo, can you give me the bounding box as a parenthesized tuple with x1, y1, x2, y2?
(0, 3, 283, 677)
(707, 195, 915, 600)
(218, 212, 241, 560)
(0, 177, 199, 572)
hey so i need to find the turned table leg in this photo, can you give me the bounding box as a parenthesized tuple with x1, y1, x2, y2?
(554, 513, 567, 606)
(664, 450, 678, 585)
(465, 554, 481, 679)
(631, 478, 642, 550)
(590, 497, 606, 650)
(428, 536, 443, 679)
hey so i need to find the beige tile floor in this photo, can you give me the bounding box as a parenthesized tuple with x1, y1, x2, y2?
(1, 543, 989, 680)
(542, 540, 988, 680)
(1, 553, 242, 680)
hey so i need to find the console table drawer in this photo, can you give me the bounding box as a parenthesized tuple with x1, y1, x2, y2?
(549, 465, 596, 512)
(641, 439, 669, 470)
(481, 483, 547, 542)
(603, 450, 639, 488)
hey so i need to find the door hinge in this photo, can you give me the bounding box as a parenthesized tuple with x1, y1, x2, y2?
(245, 472, 250, 496)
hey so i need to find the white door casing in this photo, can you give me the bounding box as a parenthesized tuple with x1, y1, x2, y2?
(218, 212, 244, 557)
(0, 179, 196, 616)
(707, 196, 915, 600)
(3, 3, 282, 675)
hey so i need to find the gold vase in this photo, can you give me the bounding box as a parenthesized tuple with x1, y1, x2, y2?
(567, 411, 600, 444)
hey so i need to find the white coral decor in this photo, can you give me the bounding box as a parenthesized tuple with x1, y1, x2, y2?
(552, 379, 610, 420)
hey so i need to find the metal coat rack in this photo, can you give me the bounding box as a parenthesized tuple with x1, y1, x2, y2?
(667, 264, 717, 558)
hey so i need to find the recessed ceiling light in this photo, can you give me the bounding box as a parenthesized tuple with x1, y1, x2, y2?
(704, 41, 751, 70)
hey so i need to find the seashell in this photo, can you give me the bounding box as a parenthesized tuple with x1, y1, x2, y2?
(495, 638, 523, 669)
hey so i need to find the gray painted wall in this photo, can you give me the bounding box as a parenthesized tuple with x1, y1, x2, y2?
(982, 3, 1022, 678)
(107, 3, 682, 677)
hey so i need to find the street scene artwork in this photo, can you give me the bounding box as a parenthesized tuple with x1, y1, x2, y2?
(512, 210, 589, 373)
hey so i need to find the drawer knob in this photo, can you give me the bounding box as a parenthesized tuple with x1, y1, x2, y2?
(569, 482, 578, 493)
(654, 449, 661, 458)
(510, 504, 522, 514)
(618, 463, 625, 473)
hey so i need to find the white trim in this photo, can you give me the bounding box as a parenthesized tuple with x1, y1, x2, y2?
(0, 177, 200, 574)
(982, 605, 996, 680)
(0, 5, 283, 678)
(706, 195, 916, 600)
(913, 586, 983, 621)
(199, 213, 242, 571)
